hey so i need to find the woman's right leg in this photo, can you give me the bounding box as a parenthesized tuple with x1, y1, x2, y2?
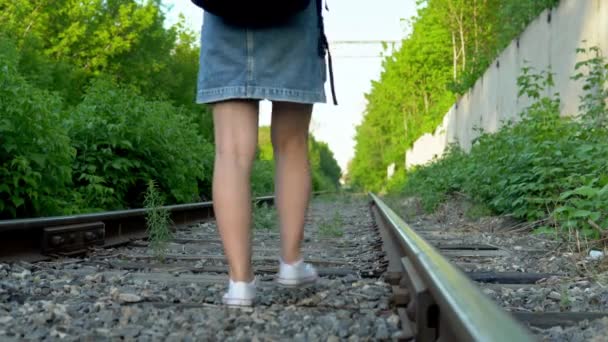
(212, 100, 259, 283)
(271, 101, 318, 286)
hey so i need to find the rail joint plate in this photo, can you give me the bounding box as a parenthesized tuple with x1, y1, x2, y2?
(42, 222, 105, 254)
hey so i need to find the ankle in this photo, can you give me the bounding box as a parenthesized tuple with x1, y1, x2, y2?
(229, 277, 256, 286)
(230, 272, 255, 283)
(281, 255, 302, 265)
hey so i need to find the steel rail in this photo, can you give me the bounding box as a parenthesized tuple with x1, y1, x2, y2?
(0, 192, 336, 261)
(0, 196, 275, 261)
(370, 193, 535, 342)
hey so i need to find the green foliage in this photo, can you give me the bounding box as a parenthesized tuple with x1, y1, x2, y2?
(144, 180, 173, 262)
(0, 0, 207, 111)
(1, 19, 216, 218)
(255, 126, 342, 195)
(315, 140, 342, 189)
(256, 127, 274, 161)
(0, 39, 74, 218)
(1, 0, 176, 97)
(252, 201, 277, 231)
(250, 127, 275, 197)
(385, 168, 408, 194)
(400, 145, 467, 212)
(66, 78, 212, 211)
(309, 136, 342, 192)
(251, 159, 275, 197)
(14, 35, 86, 104)
(573, 46, 608, 129)
(349, 0, 560, 191)
(402, 48, 608, 238)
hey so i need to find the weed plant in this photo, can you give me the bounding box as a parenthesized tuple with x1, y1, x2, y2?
(144, 180, 173, 261)
(252, 201, 277, 231)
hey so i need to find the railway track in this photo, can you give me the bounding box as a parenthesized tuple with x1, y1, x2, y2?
(0, 192, 605, 340)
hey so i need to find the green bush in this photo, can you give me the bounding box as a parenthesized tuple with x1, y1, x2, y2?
(311, 170, 336, 193)
(253, 127, 342, 195)
(401, 145, 468, 212)
(15, 35, 87, 106)
(0, 39, 74, 218)
(309, 137, 342, 192)
(66, 78, 213, 211)
(251, 159, 275, 197)
(402, 47, 608, 238)
(0, 4, 220, 218)
(385, 167, 408, 194)
(252, 201, 277, 230)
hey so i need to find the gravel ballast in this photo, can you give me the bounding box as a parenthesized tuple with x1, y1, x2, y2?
(0, 195, 404, 341)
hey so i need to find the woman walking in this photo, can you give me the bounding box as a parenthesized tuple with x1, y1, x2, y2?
(195, 0, 336, 306)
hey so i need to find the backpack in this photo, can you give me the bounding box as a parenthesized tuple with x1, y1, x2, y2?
(191, 0, 311, 28)
(191, 0, 338, 104)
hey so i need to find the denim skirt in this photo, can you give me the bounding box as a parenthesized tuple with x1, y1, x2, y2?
(196, 1, 327, 104)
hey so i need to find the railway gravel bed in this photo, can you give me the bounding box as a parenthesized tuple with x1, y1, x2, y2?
(386, 195, 608, 342)
(0, 196, 405, 341)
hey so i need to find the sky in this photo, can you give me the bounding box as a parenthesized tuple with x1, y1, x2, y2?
(162, 0, 418, 173)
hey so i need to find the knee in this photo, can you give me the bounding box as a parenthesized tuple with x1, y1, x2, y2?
(272, 133, 308, 157)
(215, 142, 256, 169)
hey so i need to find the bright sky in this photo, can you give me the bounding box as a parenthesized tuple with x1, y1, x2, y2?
(162, 0, 418, 172)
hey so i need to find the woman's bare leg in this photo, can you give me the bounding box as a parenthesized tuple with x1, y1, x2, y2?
(271, 102, 313, 264)
(212, 100, 259, 282)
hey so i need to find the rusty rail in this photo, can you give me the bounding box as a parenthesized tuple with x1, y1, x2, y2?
(0, 196, 275, 261)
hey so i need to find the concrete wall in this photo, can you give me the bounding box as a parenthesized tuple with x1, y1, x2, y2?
(405, 0, 608, 168)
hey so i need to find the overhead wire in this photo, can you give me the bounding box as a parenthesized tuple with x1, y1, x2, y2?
(328, 40, 400, 58)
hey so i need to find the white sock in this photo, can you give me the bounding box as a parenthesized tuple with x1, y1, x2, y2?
(280, 258, 303, 267)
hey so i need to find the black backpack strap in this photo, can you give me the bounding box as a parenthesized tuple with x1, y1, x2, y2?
(316, 0, 338, 105)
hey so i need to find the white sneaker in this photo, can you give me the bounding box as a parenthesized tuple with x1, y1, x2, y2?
(277, 259, 318, 287)
(222, 278, 256, 307)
